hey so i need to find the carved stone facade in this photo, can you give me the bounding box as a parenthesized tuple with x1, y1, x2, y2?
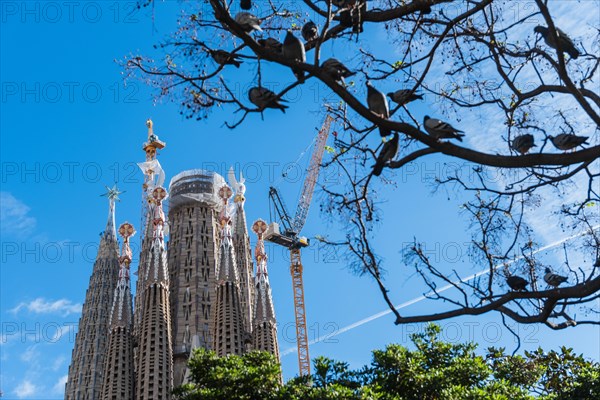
(65, 198, 120, 400)
(101, 223, 135, 400)
(167, 170, 224, 386)
(66, 122, 280, 399)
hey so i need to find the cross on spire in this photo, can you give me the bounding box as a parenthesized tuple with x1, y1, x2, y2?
(101, 184, 124, 239)
(101, 184, 124, 203)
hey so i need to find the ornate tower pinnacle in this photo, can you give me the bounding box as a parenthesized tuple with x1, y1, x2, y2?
(135, 119, 167, 342)
(140, 118, 166, 230)
(111, 222, 135, 328)
(216, 185, 235, 281)
(228, 167, 254, 345)
(65, 193, 121, 400)
(100, 184, 122, 239)
(251, 219, 280, 361)
(212, 185, 246, 356)
(228, 167, 246, 204)
(136, 186, 174, 400)
(101, 223, 136, 400)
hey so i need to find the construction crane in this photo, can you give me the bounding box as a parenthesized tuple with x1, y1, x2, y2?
(265, 115, 333, 377)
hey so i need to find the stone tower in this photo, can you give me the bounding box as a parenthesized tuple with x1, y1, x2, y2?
(133, 119, 166, 342)
(65, 187, 121, 400)
(251, 219, 280, 361)
(167, 169, 226, 386)
(212, 185, 246, 357)
(101, 222, 136, 400)
(66, 120, 283, 397)
(136, 186, 174, 399)
(228, 168, 254, 348)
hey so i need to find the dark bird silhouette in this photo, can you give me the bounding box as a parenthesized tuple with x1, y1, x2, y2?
(372, 132, 399, 176)
(510, 134, 536, 154)
(387, 90, 423, 106)
(549, 134, 589, 151)
(282, 30, 306, 80)
(366, 81, 390, 137)
(240, 0, 252, 10)
(534, 25, 580, 59)
(209, 49, 242, 68)
(235, 12, 262, 33)
(423, 116, 465, 141)
(506, 275, 529, 291)
(257, 37, 283, 53)
(544, 267, 568, 288)
(301, 21, 318, 42)
(338, 0, 366, 33)
(321, 58, 355, 83)
(248, 87, 288, 113)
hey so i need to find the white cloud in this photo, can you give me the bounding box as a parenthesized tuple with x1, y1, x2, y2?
(52, 375, 68, 395)
(0, 192, 36, 236)
(20, 346, 38, 363)
(10, 298, 82, 316)
(52, 355, 66, 371)
(13, 380, 38, 398)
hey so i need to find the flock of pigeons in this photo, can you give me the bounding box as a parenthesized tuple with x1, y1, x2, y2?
(210, 2, 589, 176)
(214, 2, 583, 294)
(506, 267, 569, 292)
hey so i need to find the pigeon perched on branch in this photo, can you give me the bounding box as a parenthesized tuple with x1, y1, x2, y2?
(510, 134, 536, 154)
(423, 116, 465, 141)
(321, 58, 355, 83)
(544, 267, 568, 288)
(258, 37, 282, 53)
(282, 30, 306, 80)
(235, 12, 262, 33)
(366, 81, 390, 137)
(387, 90, 423, 106)
(209, 50, 242, 68)
(248, 87, 288, 113)
(372, 132, 399, 176)
(534, 26, 580, 59)
(506, 275, 529, 291)
(549, 134, 589, 151)
(302, 21, 318, 42)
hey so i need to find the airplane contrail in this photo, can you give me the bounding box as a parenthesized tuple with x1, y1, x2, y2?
(281, 226, 599, 356)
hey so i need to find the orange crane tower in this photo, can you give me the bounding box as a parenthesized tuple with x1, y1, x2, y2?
(265, 115, 333, 376)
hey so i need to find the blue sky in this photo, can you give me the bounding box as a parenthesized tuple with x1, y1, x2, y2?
(1, 1, 599, 398)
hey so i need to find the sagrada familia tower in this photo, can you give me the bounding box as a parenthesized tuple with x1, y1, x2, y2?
(65, 121, 280, 399)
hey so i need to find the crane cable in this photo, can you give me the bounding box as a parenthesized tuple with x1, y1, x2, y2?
(274, 132, 319, 188)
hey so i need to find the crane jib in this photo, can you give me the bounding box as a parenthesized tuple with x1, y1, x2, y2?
(266, 114, 334, 377)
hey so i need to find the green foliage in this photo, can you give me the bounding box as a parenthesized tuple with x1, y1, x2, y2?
(173, 348, 282, 400)
(175, 325, 599, 400)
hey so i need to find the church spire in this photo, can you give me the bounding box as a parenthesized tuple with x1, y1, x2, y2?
(65, 192, 121, 400)
(136, 186, 174, 399)
(212, 185, 246, 356)
(251, 219, 280, 361)
(228, 167, 254, 342)
(101, 223, 135, 399)
(216, 185, 236, 282)
(134, 119, 167, 344)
